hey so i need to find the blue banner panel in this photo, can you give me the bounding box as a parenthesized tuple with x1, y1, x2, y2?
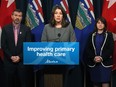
(23, 42, 79, 65)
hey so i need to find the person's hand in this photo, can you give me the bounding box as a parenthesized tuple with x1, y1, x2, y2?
(94, 56, 102, 63)
(11, 56, 20, 63)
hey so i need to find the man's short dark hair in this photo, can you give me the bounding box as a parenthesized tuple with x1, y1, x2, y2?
(12, 9, 22, 15)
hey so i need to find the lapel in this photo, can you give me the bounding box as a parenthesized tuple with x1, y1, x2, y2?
(17, 25, 23, 44)
(9, 24, 15, 44)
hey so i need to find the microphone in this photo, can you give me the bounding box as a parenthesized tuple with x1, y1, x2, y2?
(57, 33, 61, 42)
(58, 33, 61, 37)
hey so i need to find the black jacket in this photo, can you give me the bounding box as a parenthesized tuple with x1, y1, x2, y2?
(85, 31, 114, 67)
(1, 24, 32, 63)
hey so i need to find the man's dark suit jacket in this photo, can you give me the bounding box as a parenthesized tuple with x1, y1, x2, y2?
(1, 23, 32, 63)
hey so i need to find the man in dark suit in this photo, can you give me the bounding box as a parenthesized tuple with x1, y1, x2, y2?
(1, 9, 32, 87)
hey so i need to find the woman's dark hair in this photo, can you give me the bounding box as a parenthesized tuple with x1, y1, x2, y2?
(94, 17, 107, 32)
(49, 5, 69, 27)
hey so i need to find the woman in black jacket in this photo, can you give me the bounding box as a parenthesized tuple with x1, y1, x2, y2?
(85, 17, 114, 87)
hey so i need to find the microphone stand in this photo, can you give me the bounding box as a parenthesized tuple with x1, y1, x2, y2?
(57, 33, 61, 42)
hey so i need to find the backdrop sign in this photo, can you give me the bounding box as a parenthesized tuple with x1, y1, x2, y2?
(23, 42, 79, 65)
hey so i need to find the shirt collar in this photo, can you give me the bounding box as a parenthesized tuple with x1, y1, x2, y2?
(12, 23, 20, 29)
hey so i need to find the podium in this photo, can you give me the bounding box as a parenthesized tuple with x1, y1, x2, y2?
(23, 42, 79, 87)
(43, 66, 64, 87)
(44, 74, 63, 87)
